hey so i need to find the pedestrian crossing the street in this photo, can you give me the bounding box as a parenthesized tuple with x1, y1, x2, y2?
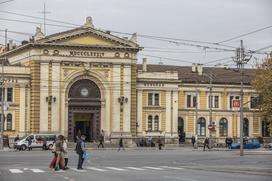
(7, 165, 185, 174)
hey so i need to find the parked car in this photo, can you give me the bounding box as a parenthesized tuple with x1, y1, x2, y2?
(268, 143, 272, 149)
(231, 138, 261, 149)
(15, 134, 56, 151)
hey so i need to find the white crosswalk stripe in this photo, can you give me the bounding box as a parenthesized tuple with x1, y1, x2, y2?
(8, 165, 184, 174)
(9, 169, 23, 173)
(105, 167, 126, 171)
(86, 167, 107, 172)
(161, 166, 184, 170)
(125, 167, 146, 171)
(142, 166, 164, 170)
(70, 168, 87, 172)
(30, 169, 45, 173)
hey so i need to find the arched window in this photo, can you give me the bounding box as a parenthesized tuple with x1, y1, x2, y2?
(243, 118, 249, 137)
(219, 118, 228, 137)
(154, 115, 159, 131)
(6, 113, 12, 131)
(262, 119, 270, 137)
(197, 117, 206, 136)
(148, 115, 152, 131)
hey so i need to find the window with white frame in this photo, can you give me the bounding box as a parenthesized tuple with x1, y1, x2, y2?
(147, 115, 160, 131)
(197, 117, 206, 136)
(219, 118, 228, 137)
(208, 95, 220, 108)
(148, 115, 152, 131)
(147, 93, 160, 106)
(0, 88, 13, 102)
(229, 95, 240, 109)
(186, 94, 197, 108)
(6, 113, 12, 131)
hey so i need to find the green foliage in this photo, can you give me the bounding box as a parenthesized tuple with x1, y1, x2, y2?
(253, 57, 272, 131)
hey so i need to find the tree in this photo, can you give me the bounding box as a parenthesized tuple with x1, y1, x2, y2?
(252, 56, 272, 131)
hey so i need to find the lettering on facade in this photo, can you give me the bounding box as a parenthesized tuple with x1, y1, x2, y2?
(69, 51, 105, 58)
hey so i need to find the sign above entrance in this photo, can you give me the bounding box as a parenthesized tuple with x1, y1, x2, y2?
(69, 51, 105, 58)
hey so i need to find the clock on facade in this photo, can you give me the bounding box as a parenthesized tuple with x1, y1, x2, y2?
(80, 88, 89, 97)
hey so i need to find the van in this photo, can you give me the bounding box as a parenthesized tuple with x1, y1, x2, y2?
(15, 134, 56, 151)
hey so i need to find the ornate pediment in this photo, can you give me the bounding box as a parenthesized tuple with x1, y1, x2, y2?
(36, 17, 139, 48)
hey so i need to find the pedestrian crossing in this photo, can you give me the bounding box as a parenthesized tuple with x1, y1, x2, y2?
(7, 166, 185, 174)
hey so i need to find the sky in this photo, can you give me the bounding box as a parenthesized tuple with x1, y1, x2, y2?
(0, 0, 271, 67)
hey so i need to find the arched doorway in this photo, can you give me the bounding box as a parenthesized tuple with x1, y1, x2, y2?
(68, 79, 101, 142)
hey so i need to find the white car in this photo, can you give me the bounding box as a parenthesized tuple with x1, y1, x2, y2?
(15, 134, 56, 151)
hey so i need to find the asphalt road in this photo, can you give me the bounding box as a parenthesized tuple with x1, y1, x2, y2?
(0, 148, 271, 181)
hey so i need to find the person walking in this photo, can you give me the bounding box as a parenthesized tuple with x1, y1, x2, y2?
(42, 137, 47, 150)
(157, 137, 163, 150)
(118, 134, 125, 151)
(191, 135, 196, 148)
(63, 137, 69, 170)
(97, 132, 104, 148)
(225, 137, 233, 149)
(49, 139, 57, 170)
(27, 136, 32, 151)
(76, 135, 86, 170)
(54, 135, 65, 171)
(14, 135, 20, 150)
(203, 137, 210, 151)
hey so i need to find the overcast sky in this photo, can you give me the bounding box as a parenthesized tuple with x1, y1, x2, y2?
(0, 0, 271, 67)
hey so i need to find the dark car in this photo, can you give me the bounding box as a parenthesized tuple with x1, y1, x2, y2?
(231, 138, 260, 149)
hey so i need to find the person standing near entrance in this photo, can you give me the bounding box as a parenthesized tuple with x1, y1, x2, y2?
(203, 137, 210, 151)
(97, 131, 104, 148)
(157, 137, 163, 150)
(191, 135, 196, 148)
(76, 135, 86, 170)
(63, 137, 69, 169)
(118, 134, 125, 151)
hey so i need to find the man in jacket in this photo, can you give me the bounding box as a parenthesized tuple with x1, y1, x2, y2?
(76, 135, 86, 170)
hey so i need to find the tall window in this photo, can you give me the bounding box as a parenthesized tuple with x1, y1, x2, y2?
(154, 115, 159, 131)
(7, 88, 13, 102)
(250, 96, 259, 109)
(197, 117, 206, 136)
(6, 113, 12, 131)
(0, 88, 3, 102)
(243, 118, 249, 137)
(148, 115, 152, 131)
(219, 118, 228, 137)
(148, 93, 160, 106)
(229, 95, 240, 109)
(262, 120, 270, 137)
(208, 95, 219, 108)
(187, 94, 197, 108)
(147, 115, 160, 131)
(148, 93, 153, 106)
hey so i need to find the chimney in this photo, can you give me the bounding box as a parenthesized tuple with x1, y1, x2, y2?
(192, 63, 197, 72)
(142, 58, 147, 72)
(197, 64, 203, 75)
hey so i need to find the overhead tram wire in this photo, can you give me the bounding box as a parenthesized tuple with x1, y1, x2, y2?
(217, 25, 272, 44)
(0, 0, 14, 5)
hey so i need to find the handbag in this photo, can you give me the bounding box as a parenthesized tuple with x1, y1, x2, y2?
(82, 152, 89, 160)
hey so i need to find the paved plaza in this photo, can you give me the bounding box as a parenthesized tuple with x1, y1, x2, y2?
(0, 148, 271, 181)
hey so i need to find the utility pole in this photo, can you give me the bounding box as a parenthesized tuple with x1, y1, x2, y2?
(0, 29, 7, 150)
(239, 40, 245, 156)
(208, 75, 213, 150)
(234, 40, 251, 156)
(39, 2, 51, 35)
(194, 87, 199, 149)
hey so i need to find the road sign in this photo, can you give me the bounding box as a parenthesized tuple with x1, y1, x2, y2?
(232, 99, 240, 111)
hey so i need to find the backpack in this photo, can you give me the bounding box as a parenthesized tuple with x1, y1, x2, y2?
(75, 140, 83, 154)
